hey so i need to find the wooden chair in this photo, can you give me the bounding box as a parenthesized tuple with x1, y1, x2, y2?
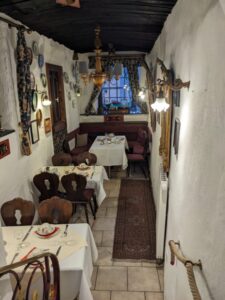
(73, 151, 97, 166)
(1, 198, 35, 226)
(127, 136, 149, 178)
(128, 128, 149, 152)
(38, 196, 73, 224)
(61, 173, 96, 224)
(33, 172, 60, 202)
(52, 152, 73, 166)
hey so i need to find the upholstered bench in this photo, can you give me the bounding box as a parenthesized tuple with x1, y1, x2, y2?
(62, 128, 92, 156)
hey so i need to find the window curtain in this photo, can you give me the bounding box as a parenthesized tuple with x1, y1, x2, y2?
(16, 27, 32, 155)
(85, 85, 101, 115)
(88, 55, 148, 113)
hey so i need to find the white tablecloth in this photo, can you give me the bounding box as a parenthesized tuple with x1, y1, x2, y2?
(89, 135, 129, 169)
(2, 224, 98, 300)
(38, 165, 108, 206)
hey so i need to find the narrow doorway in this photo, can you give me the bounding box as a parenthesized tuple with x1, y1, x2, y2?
(46, 63, 67, 153)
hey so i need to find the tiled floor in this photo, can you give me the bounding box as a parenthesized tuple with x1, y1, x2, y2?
(76, 177, 164, 300)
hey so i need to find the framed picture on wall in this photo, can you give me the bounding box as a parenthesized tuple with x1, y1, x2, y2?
(30, 120, 39, 144)
(0, 139, 10, 159)
(44, 117, 52, 134)
(173, 118, 181, 155)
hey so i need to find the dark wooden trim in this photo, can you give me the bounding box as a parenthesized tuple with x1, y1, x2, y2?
(46, 63, 67, 133)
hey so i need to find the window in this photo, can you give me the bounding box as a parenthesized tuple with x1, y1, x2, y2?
(99, 67, 141, 114)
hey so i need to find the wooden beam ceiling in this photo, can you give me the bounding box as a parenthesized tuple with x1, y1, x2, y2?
(0, 0, 177, 53)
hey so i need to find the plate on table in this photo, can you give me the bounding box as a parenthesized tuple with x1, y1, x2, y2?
(77, 163, 90, 171)
(35, 224, 59, 239)
(108, 133, 115, 138)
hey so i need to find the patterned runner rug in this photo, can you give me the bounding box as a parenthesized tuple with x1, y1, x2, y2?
(113, 179, 156, 260)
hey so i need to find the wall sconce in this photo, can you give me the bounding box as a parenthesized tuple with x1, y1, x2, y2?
(150, 58, 190, 113)
(41, 91, 51, 106)
(151, 84, 169, 112)
(152, 57, 190, 173)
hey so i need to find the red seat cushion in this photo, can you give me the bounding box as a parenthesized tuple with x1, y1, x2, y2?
(128, 141, 139, 149)
(127, 153, 144, 161)
(133, 144, 144, 154)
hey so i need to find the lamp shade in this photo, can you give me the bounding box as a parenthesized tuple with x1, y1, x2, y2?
(79, 61, 88, 74)
(41, 92, 51, 106)
(151, 97, 169, 112)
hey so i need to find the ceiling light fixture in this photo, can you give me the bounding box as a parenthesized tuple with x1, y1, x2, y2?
(79, 26, 123, 90)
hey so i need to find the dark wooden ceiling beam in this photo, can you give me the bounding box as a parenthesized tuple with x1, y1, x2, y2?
(0, 0, 177, 52)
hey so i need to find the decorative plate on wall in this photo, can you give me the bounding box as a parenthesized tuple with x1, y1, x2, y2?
(27, 47, 33, 65)
(36, 109, 43, 126)
(40, 73, 47, 88)
(63, 72, 69, 83)
(38, 54, 44, 68)
(30, 72, 35, 90)
(32, 41, 39, 56)
(31, 90, 38, 112)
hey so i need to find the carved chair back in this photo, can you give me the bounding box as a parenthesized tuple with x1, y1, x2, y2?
(1, 198, 35, 226)
(33, 172, 59, 202)
(73, 151, 97, 166)
(61, 173, 87, 202)
(38, 196, 73, 224)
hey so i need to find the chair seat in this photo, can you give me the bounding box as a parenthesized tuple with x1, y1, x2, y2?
(83, 188, 95, 200)
(127, 153, 145, 161)
(128, 141, 140, 148)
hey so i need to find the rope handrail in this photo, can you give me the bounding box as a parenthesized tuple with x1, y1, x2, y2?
(169, 240, 202, 300)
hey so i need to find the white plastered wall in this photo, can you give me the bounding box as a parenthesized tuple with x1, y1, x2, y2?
(146, 0, 225, 299)
(0, 12, 80, 208)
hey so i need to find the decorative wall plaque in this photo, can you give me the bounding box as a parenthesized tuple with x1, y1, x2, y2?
(0, 139, 10, 159)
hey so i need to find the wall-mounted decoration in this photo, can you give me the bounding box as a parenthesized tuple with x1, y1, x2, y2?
(38, 54, 44, 68)
(36, 109, 43, 126)
(63, 72, 69, 83)
(44, 117, 52, 134)
(27, 47, 33, 65)
(172, 90, 180, 107)
(173, 118, 181, 155)
(16, 28, 32, 156)
(32, 41, 39, 56)
(30, 72, 35, 90)
(0, 139, 10, 159)
(31, 90, 38, 112)
(155, 58, 190, 172)
(69, 81, 73, 90)
(40, 73, 47, 87)
(30, 120, 39, 144)
(72, 99, 76, 109)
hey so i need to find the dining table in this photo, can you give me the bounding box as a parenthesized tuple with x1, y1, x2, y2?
(1, 223, 98, 300)
(89, 135, 129, 171)
(37, 165, 108, 207)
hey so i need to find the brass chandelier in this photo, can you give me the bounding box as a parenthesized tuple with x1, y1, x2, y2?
(79, 26, 123, 90)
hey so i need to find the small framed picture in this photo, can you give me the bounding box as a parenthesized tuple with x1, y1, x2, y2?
(173, 118, 181, 155)
(30, 120, 39, 144)
(44, 117, 52, 134)
(0, 139, 10, 159)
